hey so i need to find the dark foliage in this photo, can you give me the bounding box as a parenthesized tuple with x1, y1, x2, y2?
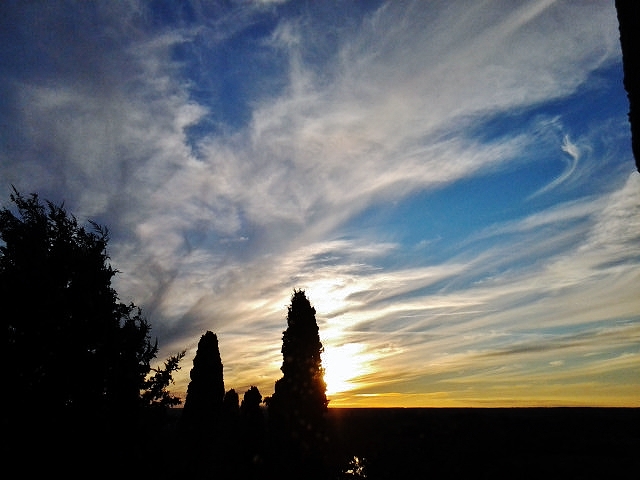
(269, 290, 328, 417)
(182, 330, 225, 431)
(224, 388, 240, 417)
(0, 188, 181, 428)
(1, 188, 185, 478)
(267, 289, 328, 477)
(141, 351, 186, 409)
(241, 385, 263, 416)
(616, 0, 640, 171)
(240, 386, 266, 462)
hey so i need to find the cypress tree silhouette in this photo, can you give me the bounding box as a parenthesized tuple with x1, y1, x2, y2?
(182, 331, 225, 432)
(267, 289, 328, 475)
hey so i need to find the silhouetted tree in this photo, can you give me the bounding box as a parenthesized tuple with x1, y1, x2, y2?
(141, 351, 186, 409)
(182, 330, 225, 432)
(241, 386, 264, 417)
(224, 388, 240, 417)
(267, 290, 328, 476)
(241, 385, 266, 464)
(0, 189, 182, 428)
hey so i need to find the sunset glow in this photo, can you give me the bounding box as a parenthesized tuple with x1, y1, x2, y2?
(322, 343, 377, 396)
(1, 1, 638, 407)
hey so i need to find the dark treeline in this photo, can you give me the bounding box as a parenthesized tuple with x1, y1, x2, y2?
(175, 290, 330, 479)
(3, 190, 638, 479)
(1, 189, 338, 478)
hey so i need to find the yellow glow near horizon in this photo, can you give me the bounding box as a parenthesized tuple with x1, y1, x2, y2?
(322, 343, 376, 396)
(322, 382, 640, 408)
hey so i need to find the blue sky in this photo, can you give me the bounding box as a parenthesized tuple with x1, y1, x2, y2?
(1, 0, 638, 406)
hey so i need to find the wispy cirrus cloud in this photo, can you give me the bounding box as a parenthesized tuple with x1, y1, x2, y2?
(1, 0, 636, 405)
(317, 171, 640, 404)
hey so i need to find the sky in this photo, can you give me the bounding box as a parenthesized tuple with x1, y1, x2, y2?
(1, 0, 638, 407)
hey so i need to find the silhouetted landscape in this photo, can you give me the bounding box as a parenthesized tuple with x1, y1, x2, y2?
(323, 407, 639, 479)
(3, 189, 639, 478)
(9, 405, 638, 479)
(144, 405, 639, 479)
(10, 405, 637, 478)
(3, 2, 640, 478)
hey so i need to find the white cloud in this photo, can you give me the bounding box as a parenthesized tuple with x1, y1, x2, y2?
(530, 134, 583, 198)
(100, 1, 638, 401)
(1, 0, 635, 404)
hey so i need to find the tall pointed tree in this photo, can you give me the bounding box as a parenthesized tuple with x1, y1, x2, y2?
(182, 331, 225, 430)
(268, 290, 328, 452)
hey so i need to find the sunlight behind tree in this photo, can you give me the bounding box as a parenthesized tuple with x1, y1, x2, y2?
(322, 343, 377, 396)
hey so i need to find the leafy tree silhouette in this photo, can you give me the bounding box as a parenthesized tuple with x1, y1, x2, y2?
(0, 188, 182, 428)
(267, 290, 328, 477)
(141, 350, 186, 410)
(1, 189, 185, 477)
(182, 330, 225, 433)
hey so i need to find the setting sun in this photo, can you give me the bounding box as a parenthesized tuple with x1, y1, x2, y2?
(322, 343, 376, 396)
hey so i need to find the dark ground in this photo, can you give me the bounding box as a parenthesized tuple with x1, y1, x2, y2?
(324, 407, 639, 479)
(8, 407, 638, 478)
